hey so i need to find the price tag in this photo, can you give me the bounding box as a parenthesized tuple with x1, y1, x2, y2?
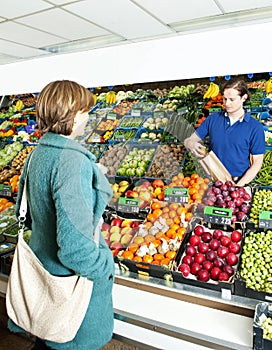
(117, 197, 140, 213)
(0, 184, 12, 197)
(164, 187, 188, 203)
(204, 206, 232, 225)
(259, 211, 272, 229)
(153, 111, 165, 118)
(131, 108, 141, 117)
(221, 288, 232, 300)
(107, 113, 117, 120)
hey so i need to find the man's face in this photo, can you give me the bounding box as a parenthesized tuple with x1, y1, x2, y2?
(223, 88, 247, 114)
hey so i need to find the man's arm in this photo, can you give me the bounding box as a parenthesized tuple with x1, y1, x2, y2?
(236, 154, 264, 186)
(184, 132, 206, 157)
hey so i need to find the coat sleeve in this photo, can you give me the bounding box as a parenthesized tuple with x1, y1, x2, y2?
(52, 150, 114, 281)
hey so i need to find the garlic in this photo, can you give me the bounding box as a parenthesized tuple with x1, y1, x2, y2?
(158, 238, 169, 255)
(148, 242, 157, 256)
(136, 244, 149, 257)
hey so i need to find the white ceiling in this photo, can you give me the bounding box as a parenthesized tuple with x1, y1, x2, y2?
(0, 0, 272, 65)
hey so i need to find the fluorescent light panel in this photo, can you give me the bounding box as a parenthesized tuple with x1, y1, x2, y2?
(40, 35, 124, 54)
(170, 6, 272, 33)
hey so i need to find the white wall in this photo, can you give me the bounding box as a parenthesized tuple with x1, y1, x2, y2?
(0, 22, 271, 95)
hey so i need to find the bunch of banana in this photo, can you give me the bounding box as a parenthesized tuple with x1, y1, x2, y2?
(15, 99, 24, 111)
(106, 91, 117, 104)
(203, 82, 220, 99)
(265, 77, 272, 94)
(92, 93, 97, 105)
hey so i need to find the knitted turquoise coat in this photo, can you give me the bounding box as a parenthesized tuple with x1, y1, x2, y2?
(8, 133, 115, 350)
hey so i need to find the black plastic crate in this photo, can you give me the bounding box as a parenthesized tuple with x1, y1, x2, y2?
(0, 249, 15, 275)
(253, 302, 272, 350)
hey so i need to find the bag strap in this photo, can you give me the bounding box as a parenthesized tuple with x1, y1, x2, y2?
(18, 152, 100, 246)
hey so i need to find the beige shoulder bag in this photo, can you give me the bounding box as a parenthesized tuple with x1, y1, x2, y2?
(6, 155, 98, 343)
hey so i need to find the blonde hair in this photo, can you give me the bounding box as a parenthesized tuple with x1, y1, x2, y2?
(36, 80, 94, 135)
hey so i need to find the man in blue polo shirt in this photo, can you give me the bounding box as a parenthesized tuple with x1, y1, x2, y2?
(184, 79, 266, 186)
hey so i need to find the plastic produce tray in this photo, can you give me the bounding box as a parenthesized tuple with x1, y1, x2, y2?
(253, 302, 272, 350)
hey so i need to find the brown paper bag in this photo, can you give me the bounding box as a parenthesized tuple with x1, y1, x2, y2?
(199, 151, 232, 183)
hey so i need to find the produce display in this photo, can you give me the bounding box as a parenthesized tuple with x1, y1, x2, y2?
(249, 188, 272, 226)
(116, 146, 156, 177)
(260, 317, 272, 341)
(175, 224, 242, 284)
(239, 230, 272, 293)
(0, 76, 271, 307)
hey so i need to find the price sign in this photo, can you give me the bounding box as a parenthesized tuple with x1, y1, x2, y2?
(117, 197, 140, 213)
(259, 211, 272, 229)
(153, 111, 165, 118)
(107, 113, 117, 120)
(204, 206, 232, 225)
(0, 184, 12, 197)
(131, 108, 142, 117)
(164, 187, 188, 203)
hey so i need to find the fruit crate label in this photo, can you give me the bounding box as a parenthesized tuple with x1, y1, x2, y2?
(107, 113, 117, 120)
(0, 184, 12, 197)
(117, 197, 140, 213)
(131, 108, 142, 117)
(209, 107, 222, 112)
(259, 210, 272, 229)
(164, 187, 188, 203)
(153, 111, 165, 118)
(204, 206, 232, 225)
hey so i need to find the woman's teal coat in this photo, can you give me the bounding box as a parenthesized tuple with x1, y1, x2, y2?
(8, 133, 115, 350)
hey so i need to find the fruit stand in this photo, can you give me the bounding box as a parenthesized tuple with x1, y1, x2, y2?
(0, 76, 272, 349)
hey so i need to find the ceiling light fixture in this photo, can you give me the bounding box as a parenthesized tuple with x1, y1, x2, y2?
(40, 35, 125, 54)
(170, 6, 272, 33)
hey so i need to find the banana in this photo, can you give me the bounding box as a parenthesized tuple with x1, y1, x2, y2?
(15, 99, 24, 111)
(210, 83, 220, 98)
(106, 91, 116, 104)
(92, 93, 97, 105)
(265, 78, 272, 94)
(203, 83, 214, 99)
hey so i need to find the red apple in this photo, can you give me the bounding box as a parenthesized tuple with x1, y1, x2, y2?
(190, 262, 202, 275)
(217, 246, 229, 258)
(178, 263, 190, 277)
(218, 272, 229, 281)
(223, 264, 234, 277)
(189, 235, 201, 246)
(205, 250, 217, 261)
(203, 260, 213, 271)
(194, 225, 205, 236)
(102, 223, 111, 232)
(225, 252, 238, 266)
(198, 242, 209, 254)
(131, 221, 140, 228)
(209, 239, 220, 251)
(186, 245, 197, 257)
(202, 232, 212, 243)
(111, 218, 123, 227)
(213, 257, 224, 268)
(197, 269, 210, 282)
(210, 267, 221, 281)
(182, 255, 193, 266)
(228, 242, 241, 254)
(213, 229, 224, 240)
(231, 230, 242, 243)
(220, 235, 231, 247)
(194, 253, 205, 265)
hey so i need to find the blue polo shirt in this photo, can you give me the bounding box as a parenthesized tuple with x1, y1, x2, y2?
(195, 111, 266, 177)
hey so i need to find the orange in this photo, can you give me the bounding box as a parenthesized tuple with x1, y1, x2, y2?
(144, 222, 153, 231)
(128, 243, 139, 254)
(169, 203, 179, 211)
(177, 173, 184, 179)
(144, 234, 155, 244)
(147, 213, 156, 223)
(153, 253, 164, 261)
(177, 227, 186, 236)
(151, 202, 162, 210)
(133, 256, 142, 262)
(160, 258, 171, 266)
(168, 210, 177, 219)
(165, 218, 174, 227)
(143, 254, 153, 264)
(177, 207, 187, 216)
(152, 208, 163, 219)
(122, 251, 134, 260)
(170, 223, 180, 231)
(171, 175, 178, 183)
(185, 212, 193, 221)
(155, 231, 165, 239)
(166, 251, 177, 260)
(152, 239, 161, 248)
(166, 228, 176, 238)
(173, 216, 181, 225)
(190, 173, 199, 180)
(151, 260, 160, 265)
(162, 207, 169, 214)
